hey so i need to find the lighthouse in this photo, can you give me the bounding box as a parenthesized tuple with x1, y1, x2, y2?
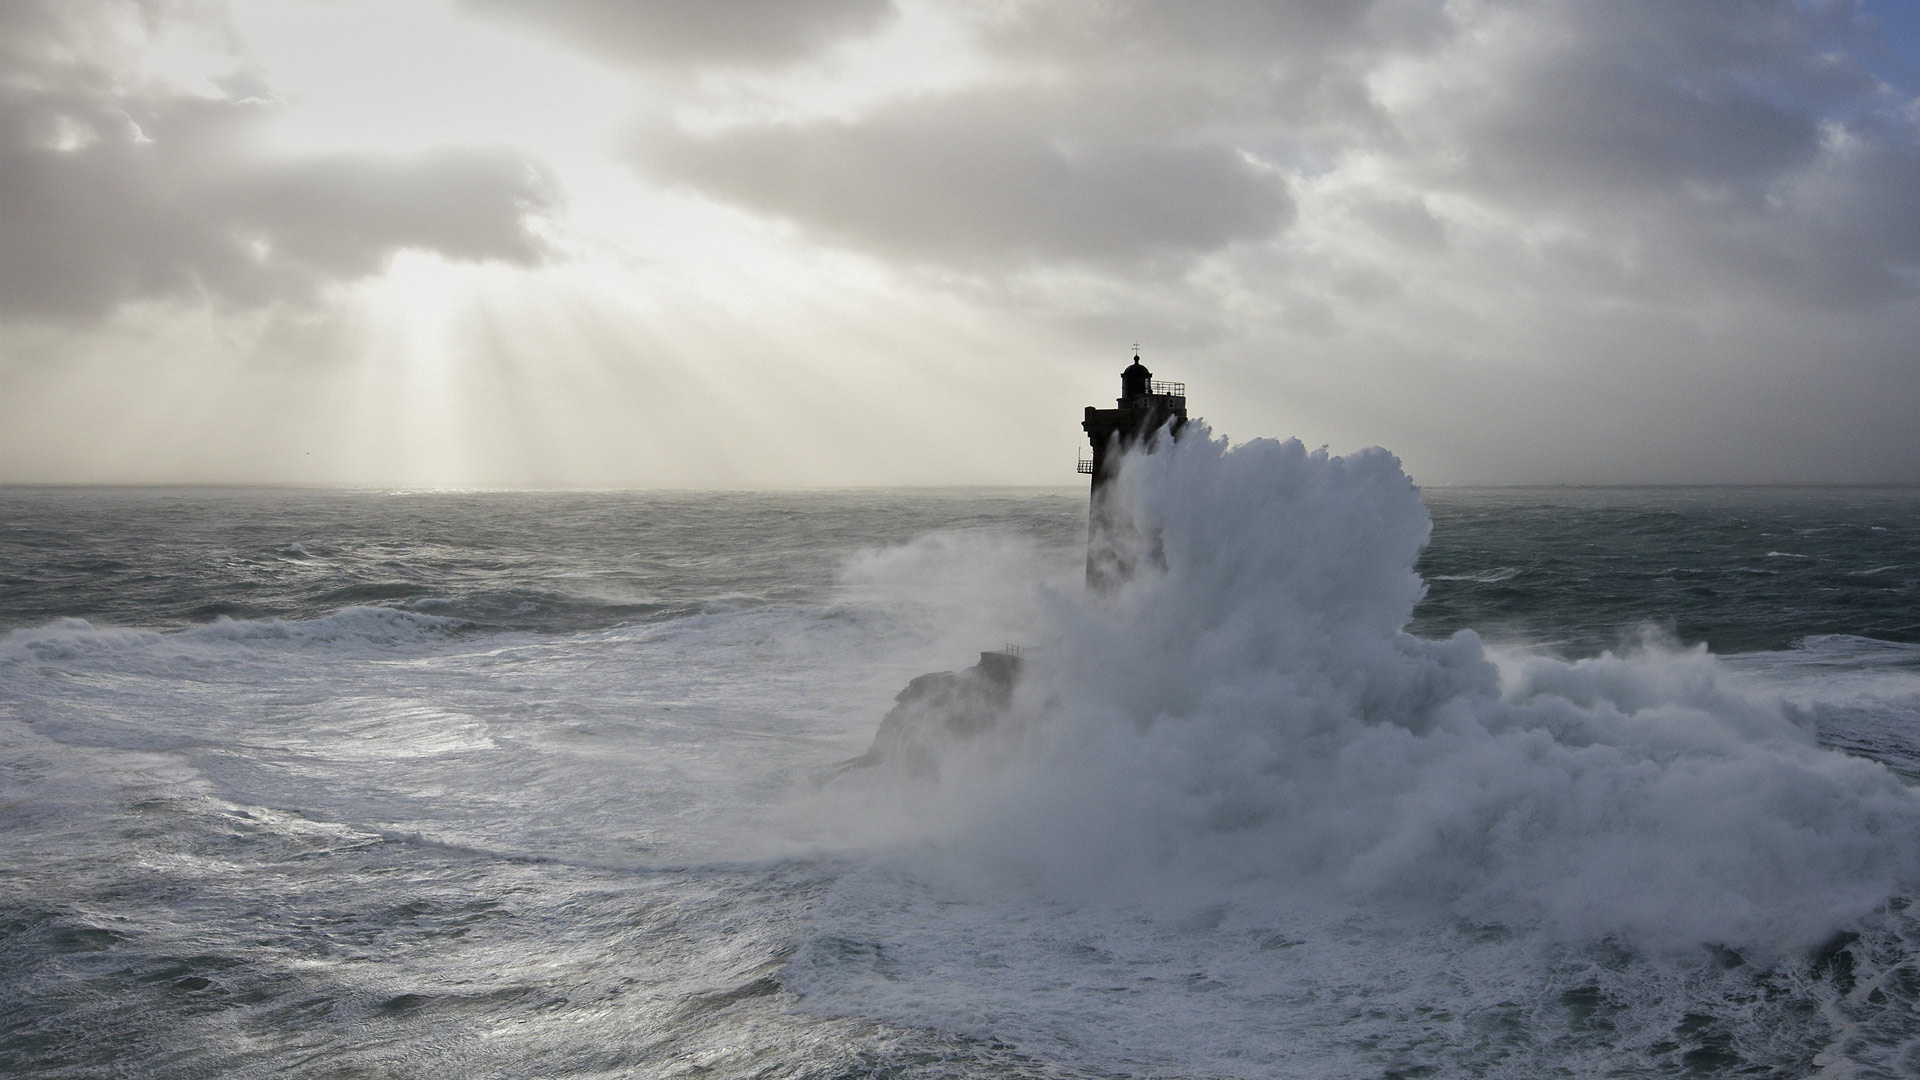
(1080, 351, 1187, 588)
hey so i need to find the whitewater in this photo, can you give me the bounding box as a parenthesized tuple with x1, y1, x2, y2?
(4, 435, 1920, 1078)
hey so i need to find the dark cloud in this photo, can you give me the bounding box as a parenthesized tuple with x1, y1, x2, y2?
(1351, 197, 1448, 251)
(0, 1, 558, 323)
(626, 1, 1453, 270)
(632, 0, 1911, 297)
(1406, 0, 1920, 309)
(461, 0, 896, 66)
(1733, 124, 1920, 307)
(974, 0, 1449, 145)
(645, 92, 1292, 266)
(978, 0, 1441, 67)
(1438, 1, 1873, 202)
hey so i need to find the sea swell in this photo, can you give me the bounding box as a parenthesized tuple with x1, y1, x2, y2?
(3, 477, 1917, 1078)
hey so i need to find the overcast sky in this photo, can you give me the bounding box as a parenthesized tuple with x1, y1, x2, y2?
(3, 0, 1917, 487)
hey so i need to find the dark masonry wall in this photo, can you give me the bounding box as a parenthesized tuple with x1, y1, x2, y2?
(1081, 353, 1188, 590)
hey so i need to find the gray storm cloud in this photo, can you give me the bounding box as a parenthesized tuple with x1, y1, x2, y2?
(632, 0, 1420, 269)
(645, 93, 1294, 266)
(0, 0, 558, 322)
(628, 0, 1920, 317)
(975, 0, 1442, 77)
(460, 0, 897, 66)
(1399, 0, 1920, 311)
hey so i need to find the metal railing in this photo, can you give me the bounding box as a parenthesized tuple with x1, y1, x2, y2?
(1151, 380, 1185, 397)
(1076, 458, 1095, 474)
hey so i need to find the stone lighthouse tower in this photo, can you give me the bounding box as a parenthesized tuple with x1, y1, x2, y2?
(1079, 351, 1187, 588)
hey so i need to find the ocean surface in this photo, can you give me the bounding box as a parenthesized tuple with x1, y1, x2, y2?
(5, 440, 1920, 1078)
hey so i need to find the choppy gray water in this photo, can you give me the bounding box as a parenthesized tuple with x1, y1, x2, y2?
(3, 459, 1919, 1078)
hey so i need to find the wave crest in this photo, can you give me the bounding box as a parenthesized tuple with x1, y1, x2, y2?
(858, 429, 1920, 955)
(1, 606, 461, 664)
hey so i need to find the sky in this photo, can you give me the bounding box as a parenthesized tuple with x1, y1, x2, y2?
(2, 0, 1917, 488)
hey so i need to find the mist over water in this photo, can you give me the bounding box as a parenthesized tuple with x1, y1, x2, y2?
(799, 434, 1920, 1076)
(3, 460, 1918, 1077)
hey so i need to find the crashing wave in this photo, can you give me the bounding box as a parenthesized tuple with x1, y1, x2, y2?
(848, 426, 1920, 955)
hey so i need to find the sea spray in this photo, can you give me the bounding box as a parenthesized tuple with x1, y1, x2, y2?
(796, 428, 1920, 1074)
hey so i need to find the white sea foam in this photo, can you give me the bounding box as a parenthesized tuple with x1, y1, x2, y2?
(791, 428, 1920, 1075)
(0, 606, 461, 666)
(833, 429, 1920, 950)
(1430, 566, 1522, 582)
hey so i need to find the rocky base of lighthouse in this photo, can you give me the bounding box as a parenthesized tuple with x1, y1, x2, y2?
(851, 650, 1023, 774)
